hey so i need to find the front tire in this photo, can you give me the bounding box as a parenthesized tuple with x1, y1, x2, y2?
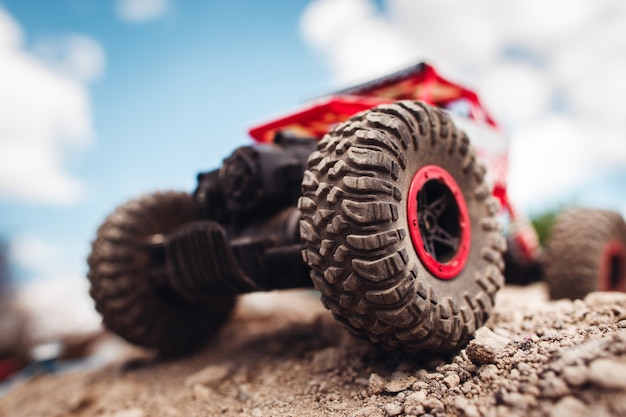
(87, 191, 235, 356)
(299, 101, 506, 352)
(544, 208, 626, 300)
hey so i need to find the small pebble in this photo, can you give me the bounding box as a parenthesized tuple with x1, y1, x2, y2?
(368, 373, 387, 395)
(454, 397, 480, 417)
(185, 364, 231, 387)
(422, 397, 444, 411)
(501, 392, 536, 408)
(549, 396, 588, 417)
(404, 391, 426, 406)
(443, 373, 461, 388)
(584, 291, 626, 305)
(588, 358, 626, 389)
(110, 409, 145, 417)
(466, 328, 510, 365)
(561, 365, 588, 387)
(192, 384, 211, 401)
(384, 376, 417, 393)
(539, 376, 570, 399)
(478, 364, 499, 382)
(412, 380, 429, 391)
(351, 406, 385, 417)
(383, 402, 403, 416)
(404, 404, 425, 416)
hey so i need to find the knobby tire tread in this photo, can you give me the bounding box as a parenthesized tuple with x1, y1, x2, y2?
(87, 191, 234, 356)
(299, 101, 505, 353)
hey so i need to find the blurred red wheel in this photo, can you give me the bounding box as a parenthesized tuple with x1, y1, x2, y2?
(545, 208, 626, 299)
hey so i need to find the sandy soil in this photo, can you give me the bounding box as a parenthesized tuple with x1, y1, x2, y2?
(2, 284, 626, 417)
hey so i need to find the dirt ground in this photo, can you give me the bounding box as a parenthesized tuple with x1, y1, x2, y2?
(2, 284, 626, 417)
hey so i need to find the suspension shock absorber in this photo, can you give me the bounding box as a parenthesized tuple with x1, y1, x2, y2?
(149, 133, 318, 303)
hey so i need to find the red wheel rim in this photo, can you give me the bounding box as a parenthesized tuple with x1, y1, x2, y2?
(599, 241, 626, 292)
(407, 165, 471, 279)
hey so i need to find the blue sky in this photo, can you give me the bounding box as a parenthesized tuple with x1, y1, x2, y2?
(0, 0, 334, 282)
(1, 0, 626, 287)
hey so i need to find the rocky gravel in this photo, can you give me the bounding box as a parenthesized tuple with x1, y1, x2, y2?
(2, 284, 626, 417)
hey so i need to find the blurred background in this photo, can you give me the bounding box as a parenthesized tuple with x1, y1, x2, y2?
(0, 0, 625, 377)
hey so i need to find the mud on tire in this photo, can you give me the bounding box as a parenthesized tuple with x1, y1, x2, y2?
(299, 101, 506, 353)
(544, 208, 626, 300)
(87, 191, 235, 356)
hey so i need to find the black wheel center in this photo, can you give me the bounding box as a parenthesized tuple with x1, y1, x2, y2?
(422, 213, 436, 232)
(417, 179, 462, 263)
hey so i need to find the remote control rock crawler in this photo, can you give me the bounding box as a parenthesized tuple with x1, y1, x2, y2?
(87, 63, 626, 356)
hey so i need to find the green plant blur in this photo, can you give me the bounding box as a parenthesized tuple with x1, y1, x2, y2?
(530, 207, 565, 247)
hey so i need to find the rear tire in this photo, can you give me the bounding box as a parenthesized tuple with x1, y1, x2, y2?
(299, 101, 506, 352)
(87, 191, 235, 356)
(544, 208, 626, 300)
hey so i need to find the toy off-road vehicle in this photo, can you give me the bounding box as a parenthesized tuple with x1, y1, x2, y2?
(87, 63, 626, 356)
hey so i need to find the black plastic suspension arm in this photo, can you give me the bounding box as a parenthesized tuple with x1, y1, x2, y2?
(148, 134, 317, 303)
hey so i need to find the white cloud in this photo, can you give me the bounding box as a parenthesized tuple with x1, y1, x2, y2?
(300, 0, 418, 85)
(16, 275, 101, 344)
(9, 232, 100, 343)
(508, 117, 590, 205)
(34, 35, 106, 83)
(300, 0, 626, 211)
(480, 64, 552, 125)
(0, 6, 21, 49)
(386, 0, 502, 73)
(8, 232, 88, 280)
(115, 0, 171, 23)
(9, 233, 63, 275)
(0, 8, 100, 205)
